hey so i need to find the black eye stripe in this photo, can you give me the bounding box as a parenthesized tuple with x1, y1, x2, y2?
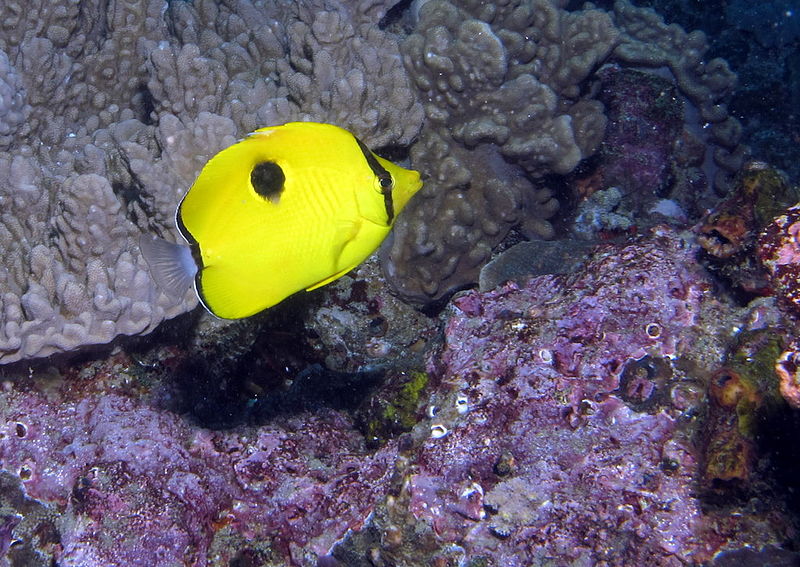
(354, 135, 395, 224)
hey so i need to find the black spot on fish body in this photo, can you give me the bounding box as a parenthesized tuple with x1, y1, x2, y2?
(251, 161, 285, 203)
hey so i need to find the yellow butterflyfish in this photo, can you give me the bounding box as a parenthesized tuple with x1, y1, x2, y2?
(141, 122, 422, 319)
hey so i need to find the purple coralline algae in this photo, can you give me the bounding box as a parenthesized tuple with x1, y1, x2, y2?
(566, 64, 723, 241)
(776, 343, 800, 409)
(400, 228, 788, 566)
(592, 67, 687, 210)
(2, 229, 797, 566)
(758, 201, 800, 312)
(0, 374, 397, 566)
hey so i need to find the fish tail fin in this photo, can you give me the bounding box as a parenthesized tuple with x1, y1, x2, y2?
(139, 234, 198, 300)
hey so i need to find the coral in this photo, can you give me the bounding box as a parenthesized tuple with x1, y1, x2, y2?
(0, 164, 194, 363)
(0, 49, 28, 148)
(703, 369, 759, 485)
(700, 163, 798, 259)
(380, 131, 561, 306)
(571, 186, 634, 240)
(639, 0, 800, 183)
(401, 0, 616, 178)
(0, 0, 423, 363)
(572, 65, 715, 226)
(701, 330, 787, 487)
(382, 0, 748, 307)
(149, 1, 422, 148)
(567, 64, 724, 238)
(382, 0, 615, 305)
(611, 0, 747, 193)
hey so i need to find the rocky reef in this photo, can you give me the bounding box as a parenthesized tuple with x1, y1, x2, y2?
(374, 229, 793, 566)
(4, 228, 800, 566)
(3, 0, 800, 566)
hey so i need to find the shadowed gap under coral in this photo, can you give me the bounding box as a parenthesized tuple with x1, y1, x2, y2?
(159, 298, 387, 429)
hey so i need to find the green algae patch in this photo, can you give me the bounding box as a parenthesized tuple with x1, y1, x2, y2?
(357, 370, 429, 448)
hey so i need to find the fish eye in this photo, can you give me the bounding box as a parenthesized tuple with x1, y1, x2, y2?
(379, 175, 393, 190)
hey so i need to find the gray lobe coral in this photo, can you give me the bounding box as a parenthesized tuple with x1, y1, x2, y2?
(0, 0, 745, 361)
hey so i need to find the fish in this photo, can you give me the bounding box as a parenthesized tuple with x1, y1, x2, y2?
(140, 122, 422, 319)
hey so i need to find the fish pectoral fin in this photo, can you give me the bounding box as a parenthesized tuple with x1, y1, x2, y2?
(305, 217, 373, 291)
(306, 264, 356, 291)
(335, 217, 361, 243)
(139, 234, 198, 301)
(322, 217, 362, 264)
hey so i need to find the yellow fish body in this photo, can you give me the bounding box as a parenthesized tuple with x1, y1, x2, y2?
(141, 122, 422, 319)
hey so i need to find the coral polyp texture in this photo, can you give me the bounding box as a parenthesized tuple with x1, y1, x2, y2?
(383, 0, 616, 305)
(382, 0, 747, 307)
(0, 0, 422, 364)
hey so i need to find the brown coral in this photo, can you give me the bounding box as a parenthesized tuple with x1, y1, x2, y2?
(382, 0, 617, 306)
(382, 0, 749, 307)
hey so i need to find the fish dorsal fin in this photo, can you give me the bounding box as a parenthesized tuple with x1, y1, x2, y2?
(139, 234, 198, 301)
